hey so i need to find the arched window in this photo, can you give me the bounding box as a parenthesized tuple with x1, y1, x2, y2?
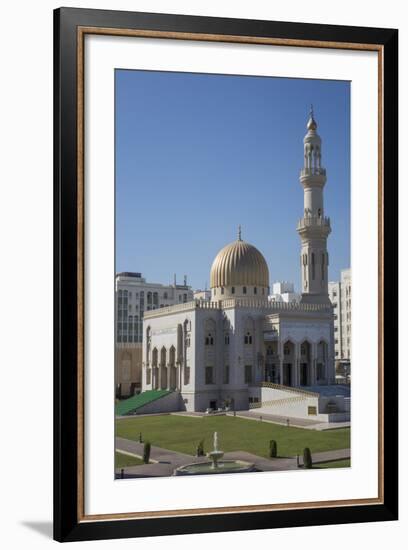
(321, 252, 325, 281)
(204, 319, 216, 346)
(169, 346, 176, 366)
(244, 332, 253, 345)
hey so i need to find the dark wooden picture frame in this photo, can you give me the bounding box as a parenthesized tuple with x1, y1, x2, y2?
(54, 7, 398, 542)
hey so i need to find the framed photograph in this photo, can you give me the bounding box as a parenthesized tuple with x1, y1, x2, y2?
(54, 7, 398, 542)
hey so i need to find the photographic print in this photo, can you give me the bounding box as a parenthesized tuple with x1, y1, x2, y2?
(114, 70, 351, 479)
(54, 8, 398, 540)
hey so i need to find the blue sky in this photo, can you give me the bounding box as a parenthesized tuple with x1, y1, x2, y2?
(115, 69, 350, 291)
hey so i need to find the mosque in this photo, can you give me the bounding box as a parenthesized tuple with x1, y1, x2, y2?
(139, 112, 349, 421)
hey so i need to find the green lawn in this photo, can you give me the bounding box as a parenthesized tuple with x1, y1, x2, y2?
(115, 451, 144, 468)
(314, 458, 351, 469)
(116, 415, 350, 459)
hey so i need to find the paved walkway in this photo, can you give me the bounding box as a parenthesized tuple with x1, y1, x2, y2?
(115, 437, 350, 479)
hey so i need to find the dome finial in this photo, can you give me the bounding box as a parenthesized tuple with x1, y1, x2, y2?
(238, 224, 242, 241)
(307, 104, 317, 131)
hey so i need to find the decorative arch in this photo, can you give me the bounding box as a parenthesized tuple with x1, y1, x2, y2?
(169, 346, 176, 366)
(152, 347, 158, 367)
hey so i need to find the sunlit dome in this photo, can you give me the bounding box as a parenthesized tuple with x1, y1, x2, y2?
(210, 229, 269, 289)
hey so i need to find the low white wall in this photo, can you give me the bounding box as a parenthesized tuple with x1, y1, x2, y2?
(135, 391, 183, 414)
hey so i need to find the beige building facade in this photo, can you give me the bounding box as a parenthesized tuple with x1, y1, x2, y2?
(328, 268, 351, 378)
(115, 272, 193, 397)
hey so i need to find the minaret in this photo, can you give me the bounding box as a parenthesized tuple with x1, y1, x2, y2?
(297, 107, 331, 305)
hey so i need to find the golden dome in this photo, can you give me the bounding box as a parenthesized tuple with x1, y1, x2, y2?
(210, 236, 269, 288)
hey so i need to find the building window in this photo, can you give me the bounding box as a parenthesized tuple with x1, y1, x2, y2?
(205, 333, 214, 346)
(184, 366, 190, 385)
(308, 406, 317, 416)
(334, 327, 338, 332)
(179, 295, 182, 302)
(243, 286, 247, 294)
(300, 344, 306, 356)
(163, 292, 168, 299)
(254, 287, 257, 295)
(231, 287, 235, 294)
(284, 343, 290, 355)
(224, 333, 230, 345)
(183, 293, 187, 303)
(221, 287, 224, 295)
(223, 365, 230, 384)
(244, 332, 252, 345)
(146, 369, 151, 385)
(205, 366, 214, 384)
(244, 365, 253, 384)
(334, 315, 338, 320)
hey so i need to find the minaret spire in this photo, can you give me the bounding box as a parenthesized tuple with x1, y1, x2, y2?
(238, 224, 242, 241)
(297, 109, 331, 305)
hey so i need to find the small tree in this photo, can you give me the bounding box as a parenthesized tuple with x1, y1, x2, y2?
(196, 439, 205, 457)
(303, 447, 312, 469)
(143, 441, 151, 464)
(269, 440, 277, 458)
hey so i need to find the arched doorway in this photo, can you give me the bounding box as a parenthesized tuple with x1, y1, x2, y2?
(300, 341, 311, 386)
(283, 341, 295, 386)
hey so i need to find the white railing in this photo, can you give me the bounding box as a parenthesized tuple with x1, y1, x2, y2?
(260, 381, 320, 397)
(144, 297, 332, 318)
(300, 167, 326, 177)
(297, 216, 331, 230)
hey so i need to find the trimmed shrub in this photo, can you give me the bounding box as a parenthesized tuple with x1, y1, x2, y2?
(143, 441, 151, 464)
(196, 439, 205, 457)
(269, 440, 278, 458)
(303, 447, 313, 469)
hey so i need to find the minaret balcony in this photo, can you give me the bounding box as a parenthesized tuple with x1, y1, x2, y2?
(297, 215, 331, 231)
(300, 167, 326, 177)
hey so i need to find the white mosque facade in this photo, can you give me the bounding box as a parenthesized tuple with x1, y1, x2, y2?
(141, 113, 348, 420)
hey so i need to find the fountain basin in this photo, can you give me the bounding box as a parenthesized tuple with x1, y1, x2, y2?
(174, 460, 255, 476)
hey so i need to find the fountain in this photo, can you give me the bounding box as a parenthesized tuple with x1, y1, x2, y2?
(174, 432, 255, 476)
(207, 432, 224, 469)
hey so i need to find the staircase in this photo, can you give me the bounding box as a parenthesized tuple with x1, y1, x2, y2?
(115, 390, 173, 416)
